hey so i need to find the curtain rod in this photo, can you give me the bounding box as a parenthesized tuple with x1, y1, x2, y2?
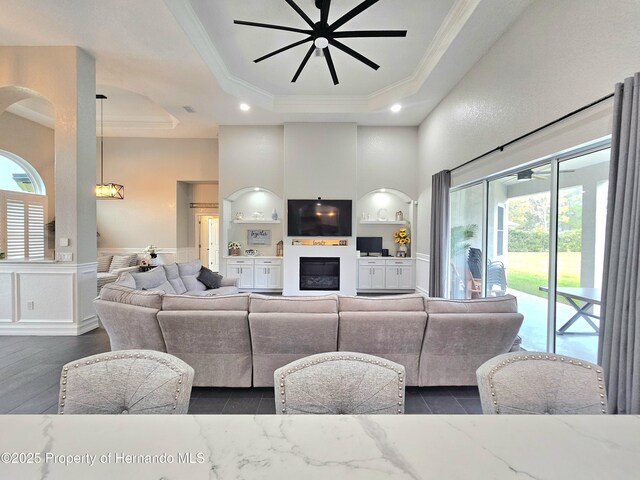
(450, 92, 615, 173)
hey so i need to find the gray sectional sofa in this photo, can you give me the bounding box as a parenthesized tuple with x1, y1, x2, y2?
(94, 284, 523, 388)
(115, 259, 240, 296)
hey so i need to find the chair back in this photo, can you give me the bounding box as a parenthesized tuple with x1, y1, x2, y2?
(274, 352, 405, 414)
(476, 352, 607, 414)
(59, 350, 194, 414)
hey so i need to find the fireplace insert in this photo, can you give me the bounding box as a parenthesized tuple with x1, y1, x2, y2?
(299, 257, 340, 291)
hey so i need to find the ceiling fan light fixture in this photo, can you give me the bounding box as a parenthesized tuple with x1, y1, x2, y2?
(314, 37, 329, 49)
(390, 103, 402, 113)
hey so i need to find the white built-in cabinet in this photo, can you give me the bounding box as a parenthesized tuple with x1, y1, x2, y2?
(358, 258, 386, 289)
(357, 258, 414, 291)
(226, 257, 282, 290)
(253, 258, 282, 289)
(384, 259, 414, 289)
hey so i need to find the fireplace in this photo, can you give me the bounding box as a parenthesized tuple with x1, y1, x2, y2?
(299, 257, 340, 291)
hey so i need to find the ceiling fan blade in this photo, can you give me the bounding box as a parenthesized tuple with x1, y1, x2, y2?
(285, 0, 315, 28)
(291, 44, 316, 82)
(329, 39, 379, 70)
(254, 37, 313, 63)
(320, 0, 331, 26)
(324, 47, 339, 85)
(329, 0, 379, 32)
(234, 20, 312, 35)
(331, 30, 407, 38)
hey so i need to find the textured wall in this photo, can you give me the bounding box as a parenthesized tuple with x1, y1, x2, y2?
(416, 0, 640, 257)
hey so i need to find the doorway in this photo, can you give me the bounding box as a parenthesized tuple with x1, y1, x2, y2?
(198, 215, 219, 271)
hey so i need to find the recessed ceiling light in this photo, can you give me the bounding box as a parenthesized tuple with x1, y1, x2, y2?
(253, 187, 260, 192)
(240, 103, 251, 111)
(390, 104, 402, 113)
(380, 188, 387, 193)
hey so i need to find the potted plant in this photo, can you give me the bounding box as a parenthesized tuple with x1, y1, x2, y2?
(393, 227, 411, 257)
(228, 242, 241, 256)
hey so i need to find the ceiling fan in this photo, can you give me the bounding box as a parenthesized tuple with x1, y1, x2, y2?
(234, 0, 407, 85)
(516, 168, 576, 181)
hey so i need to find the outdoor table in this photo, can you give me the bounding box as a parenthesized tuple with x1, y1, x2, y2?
(539, 286, 601, 335)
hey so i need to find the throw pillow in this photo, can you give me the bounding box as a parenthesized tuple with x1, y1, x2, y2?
(110, 255, 135, 272)
(96, 255, 113, 273)
(198, 267, 223, 289)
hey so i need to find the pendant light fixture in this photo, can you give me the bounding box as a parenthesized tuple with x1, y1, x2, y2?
(95, 94, 124, 199)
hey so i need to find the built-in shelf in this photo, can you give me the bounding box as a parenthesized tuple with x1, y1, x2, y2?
(360, 220, 408, 225)
(232, 219, 281, 224)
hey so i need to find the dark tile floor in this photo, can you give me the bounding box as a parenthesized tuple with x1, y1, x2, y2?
(0, 328, 481, 415)
(189, 386, 482, 415)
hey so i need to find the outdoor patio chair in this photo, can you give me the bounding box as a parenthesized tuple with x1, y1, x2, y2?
(274, 352, 405, 414)
(476, 352, 607, 414)
(58, 350, 194, 414)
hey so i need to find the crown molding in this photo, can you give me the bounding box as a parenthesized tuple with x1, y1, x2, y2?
(164, 0, 479, 114)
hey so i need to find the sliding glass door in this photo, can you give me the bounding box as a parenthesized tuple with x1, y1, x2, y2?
(449, 183, 483, 299)
(554, 148, 610, 362)
(487, 165, 552, 352)
(448, 141, 610, 362)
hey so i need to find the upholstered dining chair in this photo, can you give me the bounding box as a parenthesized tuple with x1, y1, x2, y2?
(476, 352, 607, 414)
(274, 351, 405, 414)
(58, 350, 194, 414)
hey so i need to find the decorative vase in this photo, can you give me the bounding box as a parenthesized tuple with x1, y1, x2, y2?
(229, 248, 241, 256)
(397, 245, 408, 257)
(271, 208, 278, 221)
(395, 211, 403, 221)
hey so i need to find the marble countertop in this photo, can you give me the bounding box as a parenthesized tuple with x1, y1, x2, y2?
(0, 415, 638, 479)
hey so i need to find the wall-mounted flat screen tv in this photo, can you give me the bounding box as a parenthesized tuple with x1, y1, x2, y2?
(288, 199, 352, 237)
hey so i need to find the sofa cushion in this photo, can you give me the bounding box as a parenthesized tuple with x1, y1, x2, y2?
(109, 254, 137, 272)
(99, 283, 164, 309)
(426, 295, 518, 314)
(97, 255, 113, 273)
(129, 267, 176, 294)
(178, 259, 206, 292)
(162, 293, 250, 311)
(115, 272, 136, 289)
(249, 294, 338, 314)
(339, 294, 425, 312)
(198, 267, 223, 289)
(163, 263, 187, 294)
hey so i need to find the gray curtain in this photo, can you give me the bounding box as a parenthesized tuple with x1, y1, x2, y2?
(429, 170, 451, 297)
(599, 72, 640, 414)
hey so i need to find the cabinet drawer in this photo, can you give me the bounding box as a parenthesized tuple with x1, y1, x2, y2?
(385, 259, 413, 266)
(254, 258, 282, 266)
(358, 258, 386, 266)
(227, 259, 252, 265)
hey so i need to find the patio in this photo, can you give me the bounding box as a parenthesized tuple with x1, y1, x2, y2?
(510, 288, 599, 363)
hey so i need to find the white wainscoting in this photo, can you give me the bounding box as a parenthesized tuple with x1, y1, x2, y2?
(0, 262, 98, 335)
(415, 253, 430, 296)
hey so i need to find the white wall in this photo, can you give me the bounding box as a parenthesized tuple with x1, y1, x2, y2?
(97, 137, 218, 252)
(357, 126, 418, 200)
(416, 0, 640, 258)
(218, 126, 283, 198)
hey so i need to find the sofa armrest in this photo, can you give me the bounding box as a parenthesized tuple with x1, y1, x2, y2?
(220, 276, 239, 287)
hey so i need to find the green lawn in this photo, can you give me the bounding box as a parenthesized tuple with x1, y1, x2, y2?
(507, 252, 581, 299)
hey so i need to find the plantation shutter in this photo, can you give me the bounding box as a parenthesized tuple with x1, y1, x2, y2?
(28, 203, 45, 258)
(6, 198, 25, 259)
(1, 191, 47, 260)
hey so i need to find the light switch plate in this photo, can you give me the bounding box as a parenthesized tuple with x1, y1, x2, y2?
(59, 237, 70, 247)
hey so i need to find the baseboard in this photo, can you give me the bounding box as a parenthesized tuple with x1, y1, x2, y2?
(0, 316, 99, 336)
